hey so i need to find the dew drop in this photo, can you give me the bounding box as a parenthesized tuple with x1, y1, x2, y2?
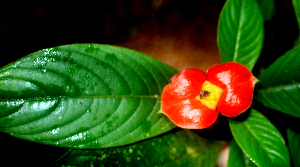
(101, 154, 107, 159)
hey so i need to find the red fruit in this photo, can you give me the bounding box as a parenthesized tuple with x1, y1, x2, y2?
(161, 62, 257, 129)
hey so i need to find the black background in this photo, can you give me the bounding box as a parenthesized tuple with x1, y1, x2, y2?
(0, 0, 298, 166)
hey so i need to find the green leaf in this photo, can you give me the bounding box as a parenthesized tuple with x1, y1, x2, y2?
(217, 0, 264, 70)
(228, 139, 257, 167)
(229, 109, 290, 167)
(52, 129, 225, 167)
(0, 44, 178, 149)
(292, 0, 300, 48)
(256, 0, 275, 21)
(292, 0, 300, 34)
(256, 47, 300, 118)
(287, 128, 300, 167)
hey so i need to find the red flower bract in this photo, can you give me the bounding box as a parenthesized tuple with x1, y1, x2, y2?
(161, 62, 257, 129)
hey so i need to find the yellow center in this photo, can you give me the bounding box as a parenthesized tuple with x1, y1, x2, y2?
(196, 81, 223, 110)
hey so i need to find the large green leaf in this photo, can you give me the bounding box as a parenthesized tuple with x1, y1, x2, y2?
(52, 129, 225, 167)
(229, 109, 290, 167)
(228, 139, 257, 167)
(287, 128, 300, 167)
(256, 47, 300, 118)
(217, 0, 264, 70)
(0, 44, 178, 149)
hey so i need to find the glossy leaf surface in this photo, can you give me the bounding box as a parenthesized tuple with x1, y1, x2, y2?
(256, 47, 300, 118)
(53, 129, 224, 167)
(228, 139, 257, 167)
(0, 44, 178, 148)
(217, 0, 264, 70)
(229, 109, 290, 167)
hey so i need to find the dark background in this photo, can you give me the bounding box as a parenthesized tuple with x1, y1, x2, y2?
(0, 0, 224, 70)
(0, 0, 298, 70)
(0, 0, 298, 166)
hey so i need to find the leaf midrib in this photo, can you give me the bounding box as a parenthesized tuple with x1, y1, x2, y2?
(0, 94, 162, 101)
(233, 112, 288, 167)
(233, 0, 245, 62)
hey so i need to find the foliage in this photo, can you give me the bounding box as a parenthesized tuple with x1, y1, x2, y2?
(0, 44, 177, 149)
(229, 110, 290, 167)
(217, 0, 264, 71)
(1, 0, 300, 166)
(53, 129, 224, 166)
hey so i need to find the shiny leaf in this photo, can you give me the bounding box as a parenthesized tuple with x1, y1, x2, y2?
(229, 109, 290, 167)
(217, 0, 264, 70)
(52, 129, 225, 167)
(228, 139, 257, 167)
(0, 44, 178, 149)
(256, 47, 300, 118)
